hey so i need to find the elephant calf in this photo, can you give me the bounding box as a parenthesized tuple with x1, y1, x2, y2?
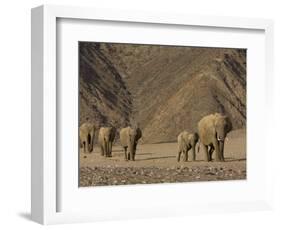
(80, 122, 96, 153)
(198, 113, 232, 162)
(177, 131, 199, 162)
(120, 126, 142, 161)
(98, 127, 116, 157)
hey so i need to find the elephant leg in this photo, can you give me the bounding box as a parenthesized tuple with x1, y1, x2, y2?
(127, 152, 131, 161)
(87, 145, 91, 153)
(177, 150, 182, 162)
(208, 145, 214, 161)
(132, 152, 135, 161)
(87, 134, 91, 153)
(104, 141, 108, 157)
(184, 148, 190, 162)
(83, 141, 86, 153)
(202, 145, 210, 161)
(89, 135, 94, 153)
(191, 145, 196, 161)
(104, 140, 109, 157)
(87, 135, 91, 153)
(214, 140, 222, 162)
(107, 141, 110, 157)
(100, 144, 104, 156)
(85, 140, 89, 154)
(124, 147, 128, 160)
(108, 142, 112, 157)
(184, 150, 188, 162)
(88, 144, 92, 153)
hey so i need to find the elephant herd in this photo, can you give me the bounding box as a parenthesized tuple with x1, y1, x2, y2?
(178, 113, 232, 162)
(80, 113, 232, 162)
(80, 123, 142, 161)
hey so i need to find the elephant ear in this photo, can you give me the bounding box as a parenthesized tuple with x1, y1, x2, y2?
(193, 132, 199, 142)
(219, 115, 232, 133)
(225, 117, 232, 132)
(214, 115, 227, 133)
(136, 128, 142, 140)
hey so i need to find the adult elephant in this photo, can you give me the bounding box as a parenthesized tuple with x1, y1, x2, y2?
(177, 131, 199, 162)
(120, 126, 142, 161)
(198, 113, 232, 162)
(79, 122, 96, 153)
(98, 127, 116, 157)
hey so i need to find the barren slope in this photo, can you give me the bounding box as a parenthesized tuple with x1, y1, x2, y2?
(79, 42, 132, 128)
(79, 42, 246, 143)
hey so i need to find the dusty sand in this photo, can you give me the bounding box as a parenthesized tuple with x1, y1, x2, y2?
(80, 129, 246, 186)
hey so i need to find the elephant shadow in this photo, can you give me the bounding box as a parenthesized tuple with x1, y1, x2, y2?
(136, 152, 154, 156)
(224, 157, 246, 162)
(111, 149, 123, 153)
(194, 158, 246, 162)
(136, 155, 175, 161)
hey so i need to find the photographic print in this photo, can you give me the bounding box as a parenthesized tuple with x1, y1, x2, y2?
(79, 42, 246, 187)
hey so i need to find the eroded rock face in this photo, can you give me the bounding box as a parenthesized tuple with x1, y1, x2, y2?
(80, 42, 246, 143)
(79, 42, 133, 129)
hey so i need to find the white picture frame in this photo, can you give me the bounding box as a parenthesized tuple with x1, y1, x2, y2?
(31, 5, 274, 225)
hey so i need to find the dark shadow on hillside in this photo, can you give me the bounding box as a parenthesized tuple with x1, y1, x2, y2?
(79, 42, 133, 126)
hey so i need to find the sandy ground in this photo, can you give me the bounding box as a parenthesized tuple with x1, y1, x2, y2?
(80, 129, 246, 186)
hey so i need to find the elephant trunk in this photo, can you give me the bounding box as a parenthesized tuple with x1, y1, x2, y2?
(102, 139, 108, 157)
(129, 141, 136, 161)
(108, 141, 112, 157)
(105, 139, 110, 157)
(219, 140, 225, 161)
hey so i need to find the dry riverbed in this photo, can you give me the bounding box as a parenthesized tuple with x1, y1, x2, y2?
(79, 129, 246, 187)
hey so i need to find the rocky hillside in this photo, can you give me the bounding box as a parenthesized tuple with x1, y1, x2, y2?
(79, 42, 246, 143)
(79, 42, 132, 128)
